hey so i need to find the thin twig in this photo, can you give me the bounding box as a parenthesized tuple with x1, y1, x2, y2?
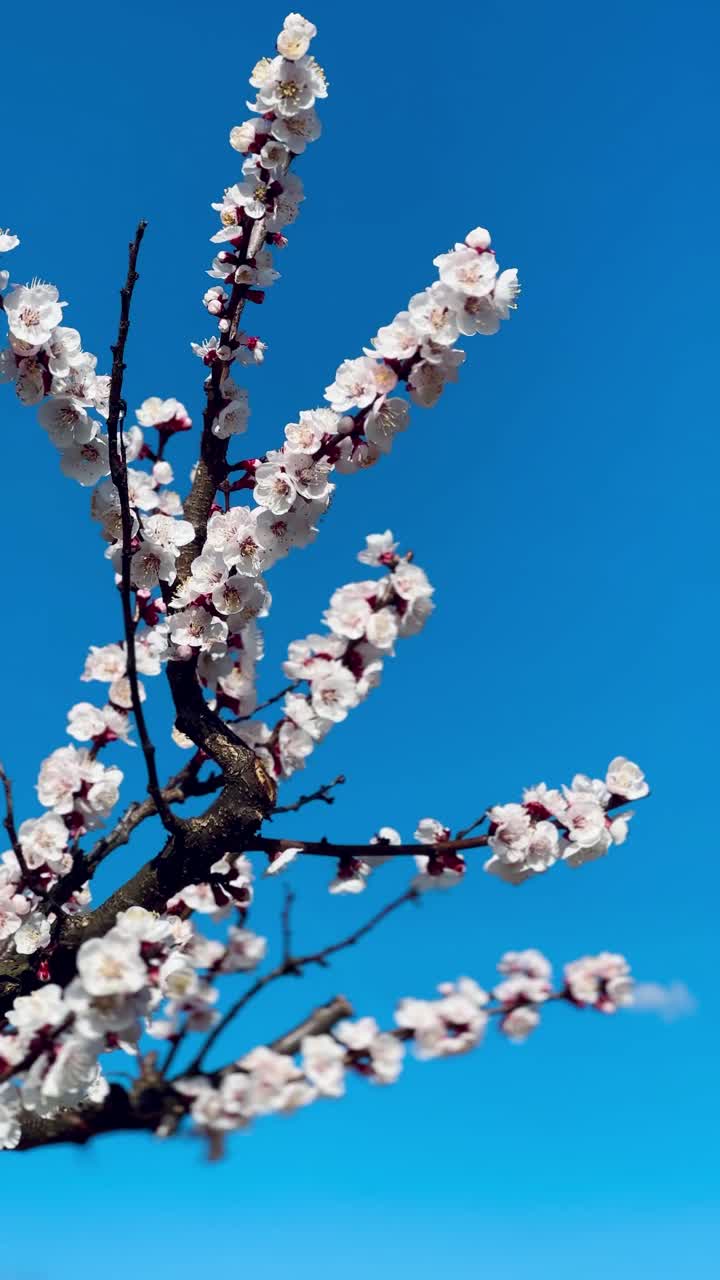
(236, 681, 301, 723)
(272, 774, 346, 816)
(280, 885, 295, 966)
(185, 887, 418, 1073)
(160, 1027, 188, 1077)
(454, 811, 490, 841)
(107, 221, 174, 832)
(0, 763, 30, 881)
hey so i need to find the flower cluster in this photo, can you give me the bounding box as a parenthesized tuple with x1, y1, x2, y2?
(0, 234, 112, 486)
(0, 741, 126, 957)
(325, 225, 518, 427)
(258, 755, 648, 898)
(193, 13, 325, 376)
(0, 621, 179, 956)
(0, 902, 269, 1145)
(178, 1015, 404, 1138)
(165, 852, 255, 924)
(208, 225, 518, 590)
(564, 952, 633, 1012)
(37, 746, 123, 828)
(230, 531, 433, 786)
(172, 947, 633, 1146)
(484, 757, 649, 884)
(151, 222, 518, 725)
(396, 978, 490, 1058)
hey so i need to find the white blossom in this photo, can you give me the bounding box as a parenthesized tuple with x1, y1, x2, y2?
(301, 1034, 346, 1098)
(76, 934, 147, 997)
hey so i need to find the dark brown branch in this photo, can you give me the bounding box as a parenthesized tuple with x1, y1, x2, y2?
(14, 1078, 180, 1152)
(251, 834, 490, 860)
(291, 888, 419, 968)
(15, 997, 353, 1148)
(280, 885, 295, 966)
(106, 222, 174, 832)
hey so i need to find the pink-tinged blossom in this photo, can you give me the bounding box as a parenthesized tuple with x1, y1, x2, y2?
(501, 1005, 541, 1042)
(564, 953, 633, 1012)
(357, 530, 398, 566)
(4, 281, 65, 347)
(301, 1034, 346, 1097)
(17, 815, 70, 875)
(325, 357, 393, 413)
(433, 243, 499, 297)
(263, 846, 302, 876)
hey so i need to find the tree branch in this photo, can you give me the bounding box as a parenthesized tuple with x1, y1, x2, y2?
(175, 216, 269, 586)
(251, 834, 490, 860)
(0, 763, 30, 881)
(14, 1079, 177, 1152)
(106, 221, 174, 832)
(280, 884, 295, 966)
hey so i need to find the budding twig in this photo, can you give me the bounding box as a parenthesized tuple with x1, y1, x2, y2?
(272, 774, 346, 816)
(185, 886, 418, 1074)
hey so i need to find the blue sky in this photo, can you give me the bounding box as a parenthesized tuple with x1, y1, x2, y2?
(2, 0, 719, 1274)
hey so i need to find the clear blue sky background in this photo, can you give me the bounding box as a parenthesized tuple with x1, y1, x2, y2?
(1, 0, 718, 1274)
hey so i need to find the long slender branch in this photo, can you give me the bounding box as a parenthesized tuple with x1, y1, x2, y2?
(251, 834, 490, 860)
(185, 887, 418, 1074)
(280, 885, 295, 966)
(106, 222, 174, 832)
(176, 216, 268, 586)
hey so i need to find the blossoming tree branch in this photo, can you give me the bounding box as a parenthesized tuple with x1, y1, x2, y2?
(0, 14, 649, 1154)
